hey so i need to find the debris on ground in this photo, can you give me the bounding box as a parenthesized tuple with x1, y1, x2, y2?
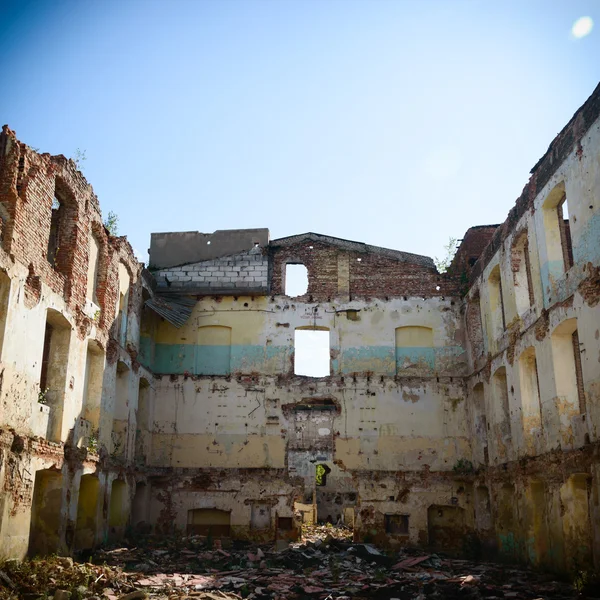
(0, 525, 588, 599)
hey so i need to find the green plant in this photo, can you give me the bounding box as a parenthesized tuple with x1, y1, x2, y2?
(104, 211, 119, 235)
(72, 148, 87, 171)
(87, 430, 99, 452)
(452, 458, 475, 473)
(38, 387, 49, 405)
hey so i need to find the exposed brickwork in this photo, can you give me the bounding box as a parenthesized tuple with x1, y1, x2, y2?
(448, 226, 499, 284)
(269, 239, 459, 300)
(0, 125, 142, 348)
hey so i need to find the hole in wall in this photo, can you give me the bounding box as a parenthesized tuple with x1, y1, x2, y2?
(294, 328, 330, 377)
(285, 264, 308, 296)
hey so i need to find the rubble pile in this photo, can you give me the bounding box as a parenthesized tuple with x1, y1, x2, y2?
(0, 526, 590, 599)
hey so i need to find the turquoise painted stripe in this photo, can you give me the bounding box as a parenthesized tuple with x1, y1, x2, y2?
(340, 346, 395, 375)
(195, 345, 231, 375)
(396, 347, 435, 371)
(138, 336, 154, 370)
(152, 343, 464, 375)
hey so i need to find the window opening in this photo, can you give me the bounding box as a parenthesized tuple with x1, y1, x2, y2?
(294, 328, 330, 377)
(557, 194, 574, 271)
(285, 263, 308, 296)
(551, 319, 586, 415)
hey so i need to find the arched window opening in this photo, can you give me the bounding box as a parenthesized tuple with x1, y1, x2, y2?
(294, 327, 330, 377)
(285, 263, 308, 297)
(543, 183, 574, 280)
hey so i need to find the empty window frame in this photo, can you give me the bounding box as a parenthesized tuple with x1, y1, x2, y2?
(511, 231, 535, 314)
(294, 327, 330, 377)
(542, 183, 574, 280)
(487, 265, 506, 339)
(551, 319, 586, 414)
(285, 263, 308, 297)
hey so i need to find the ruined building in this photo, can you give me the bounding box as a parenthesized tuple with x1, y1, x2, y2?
(0, 81, 599, 575)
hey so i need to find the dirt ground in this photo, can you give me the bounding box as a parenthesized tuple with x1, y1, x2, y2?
(0, 525, 596, 600)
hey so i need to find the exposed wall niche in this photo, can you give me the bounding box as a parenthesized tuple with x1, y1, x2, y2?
(112, 361, 130, 457)
(471, 382, 488, 465)
(395, 326, 434, 373)
(187, 508, 231, 536)
(294, 327, 330, 377)
(135, 378, 151, 464)
(511, 231, 535, 315)
(518, 347, 542, 454)
(551, 318, 586, 415)
(197, 325, 231, 375)
(487, 265, 506, 340)
(0, 269, 10, 361)
(28, 469, 63, 556)
(74, 474, 99, 551)
(82, 340, 104, 432)
(284, 263, 308, 297)
(492, 367, 511, 452)
(108, 479, 128, 532)
(132, 482, 150, 529)
(40, 309, 72, 442)
(542, 182, 574, 279)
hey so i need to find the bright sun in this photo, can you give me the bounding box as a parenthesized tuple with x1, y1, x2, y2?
(571, 16, 594, 39)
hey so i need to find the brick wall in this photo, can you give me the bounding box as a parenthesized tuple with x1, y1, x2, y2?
(153, 249, 268, 294)
(0, 125, 142, 347)
(269, 240, 459, 300)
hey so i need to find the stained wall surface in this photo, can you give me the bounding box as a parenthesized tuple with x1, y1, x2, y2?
(0, 81, 598, 573)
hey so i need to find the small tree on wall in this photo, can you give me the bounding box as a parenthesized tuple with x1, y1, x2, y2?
(434, 237, 458, 273)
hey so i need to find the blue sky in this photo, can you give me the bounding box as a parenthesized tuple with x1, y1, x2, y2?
(1, 0, 598, 265)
